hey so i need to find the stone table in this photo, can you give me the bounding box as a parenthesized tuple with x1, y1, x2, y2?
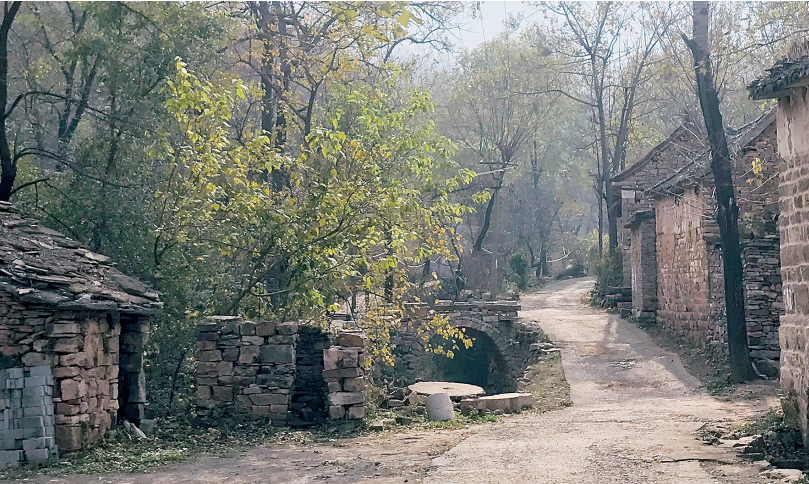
(408, 382, 485, 401)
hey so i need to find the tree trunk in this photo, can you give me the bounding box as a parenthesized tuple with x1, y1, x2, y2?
(0, 2, 21, 202)
(685, 1, 757, 383)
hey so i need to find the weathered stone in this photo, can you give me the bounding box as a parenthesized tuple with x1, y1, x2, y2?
(276, 322, 298, 335)
(336, 332, 366, 348)
(249, 393, 288, 406)
(238, 346, 260, 364)
(255, 322, 277, 336)
(425, 393, 454, 421)
(328, 392, 363, 406)
(260, 344, 295, 364)
(347, 406, 366, 419)
(328, 405, 345, 419)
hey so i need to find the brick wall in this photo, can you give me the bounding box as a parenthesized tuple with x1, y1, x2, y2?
(774, 88, 809, 442)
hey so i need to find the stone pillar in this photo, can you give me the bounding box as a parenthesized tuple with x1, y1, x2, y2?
(324, 332, 367, 421)
(118, 317, 149, 425)
(628, 210, 657, 321)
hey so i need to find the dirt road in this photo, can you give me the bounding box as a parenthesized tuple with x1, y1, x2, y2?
(13, 278, 781, 484)
(425, 277, 780, 483)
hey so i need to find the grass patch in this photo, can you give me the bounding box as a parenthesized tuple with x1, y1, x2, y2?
(524, 352, 573, 411)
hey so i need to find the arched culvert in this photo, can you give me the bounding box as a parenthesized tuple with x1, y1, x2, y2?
(424, 327, 512, 394)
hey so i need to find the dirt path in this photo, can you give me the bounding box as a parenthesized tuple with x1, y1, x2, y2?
(424, 277, 780, 484)
(11, 278, 782, 484)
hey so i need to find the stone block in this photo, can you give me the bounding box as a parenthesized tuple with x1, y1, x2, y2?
(256, 322, 277, 336)
(197, 340, 216, 351)
(260, 345, 295, 364)
(347, 406, 366, 419)
(240, 322, 257, 336)
(241, 336, 264, 346)
(343, 377, 365, 392)
(52, 337, 82, 354)
(329, 405, 345, 419)
(328, 392, 363, 406)
(51, 323, 80, 336)
(327, 381, 341, 393)
(239, 346, 260, 364)
(198, 350, 222, 362)
(323, 348, 359, 371)
(322, 368, 362, 379)
(276, 322, 298, 335)
(22, 352, 55, 367)
(60, 379, 85, 401)
(222, 347, 239, 362)
(249, 394, 288, 406)
(212, 386, 233, 402)
(336, 332, 366, 348)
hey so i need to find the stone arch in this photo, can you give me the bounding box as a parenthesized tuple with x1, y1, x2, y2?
(427, 316, 519, 393)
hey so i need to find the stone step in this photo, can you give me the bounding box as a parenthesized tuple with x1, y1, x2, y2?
(460, 393, 534, 413)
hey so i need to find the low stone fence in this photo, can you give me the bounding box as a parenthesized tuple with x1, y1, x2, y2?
(0, 366, 58, 468)
(195, 317, 366, 426)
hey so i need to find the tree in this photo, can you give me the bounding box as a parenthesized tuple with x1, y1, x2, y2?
(543, 2, 677, 256)
(683, 1, 757, 383)
(0, 2, 21, 201)
(440, 30, 559, 292)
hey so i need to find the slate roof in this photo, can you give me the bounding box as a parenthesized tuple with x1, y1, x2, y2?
(644, 109, 777, 196)
(749, 43, 809, 100)
(0, 202, 162, 316)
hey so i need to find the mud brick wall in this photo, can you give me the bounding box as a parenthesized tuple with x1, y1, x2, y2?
(772, 89, 809, 443)
(742, 237, 784, 377)
(323, 332, 367, 421)
(195, 317, 367, 426)
(0, 366, 58, 468)
(378, 301, 545, 391)
(628, 211, 657, 320)
(0, 295, 133, 451)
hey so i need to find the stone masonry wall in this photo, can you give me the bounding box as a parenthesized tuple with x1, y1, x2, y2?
(0, 366, 58, 468)
(0, 296, 124, 452)
(773, 88, 809, 443)
(629, 211, 657, 320)
(195, 317, 366, 426)
(742, 237, 784, 377)
(655, 190, 714, 336)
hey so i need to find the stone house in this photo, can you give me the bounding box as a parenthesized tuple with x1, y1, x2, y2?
(612, 111, 783, 377)
(0, 202, 161, 451)
(750, 42, 809, 444)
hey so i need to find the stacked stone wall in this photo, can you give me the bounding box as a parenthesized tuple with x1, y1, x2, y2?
(195, 317, 366, 426)
(0, 295, 131, 451)
(773, 89, 809, 443)
(742, 237, 784, 376)
(0, 366, 58, 468)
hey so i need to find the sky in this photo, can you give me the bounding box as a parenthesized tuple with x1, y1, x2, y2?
(453, 1, 532, 48)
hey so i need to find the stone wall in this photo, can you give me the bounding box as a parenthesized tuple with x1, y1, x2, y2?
(0, 294, 140, 451)
(773, 88, 809, 443)
(628, 211, 657, 320)
(379, 301, 546, 393)
(742, 237, 784, 377)
(195, 317, 366, 426)
(0, 366, 58, 468)
(655, 189, 714, 336)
